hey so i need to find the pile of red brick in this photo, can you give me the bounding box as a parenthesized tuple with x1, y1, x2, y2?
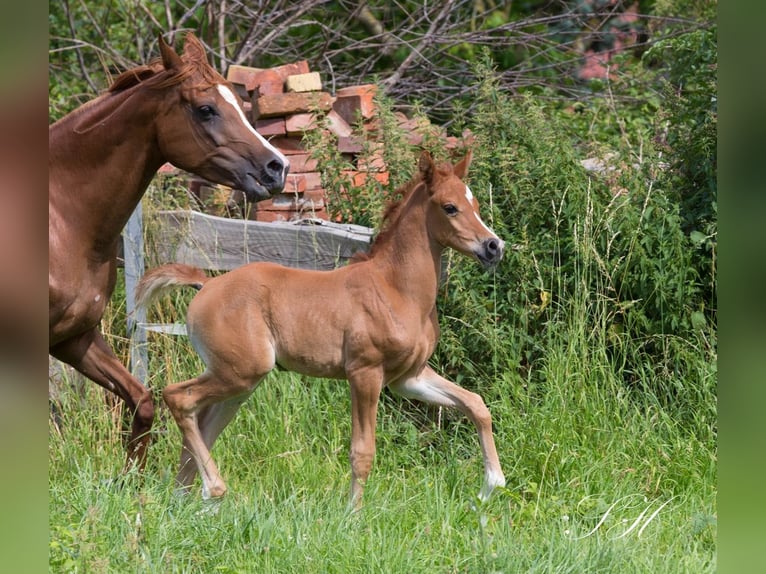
(227, 59, 383, 222)
(167, 60, 470, 223)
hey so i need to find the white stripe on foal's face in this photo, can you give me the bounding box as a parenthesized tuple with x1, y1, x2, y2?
(465, 184, 496, 236)
(216, 84, 289, 168)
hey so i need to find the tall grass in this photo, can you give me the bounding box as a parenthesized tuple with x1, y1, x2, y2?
(49, 67, 715, 571)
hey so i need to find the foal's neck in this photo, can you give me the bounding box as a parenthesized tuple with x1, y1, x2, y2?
(374, 184, 443, 310)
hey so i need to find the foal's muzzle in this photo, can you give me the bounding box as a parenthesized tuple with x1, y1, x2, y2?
(477, 237, 505, 268)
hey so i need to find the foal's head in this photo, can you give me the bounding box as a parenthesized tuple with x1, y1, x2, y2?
(123, 33, 289, 200)
(421, 150, 504, 268)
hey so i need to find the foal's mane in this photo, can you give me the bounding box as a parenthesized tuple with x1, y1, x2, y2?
(349, 173, 426, 264)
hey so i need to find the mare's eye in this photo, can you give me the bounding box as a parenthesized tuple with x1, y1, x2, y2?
(197, 105, 217, 120)
(443, 203, 458, 216)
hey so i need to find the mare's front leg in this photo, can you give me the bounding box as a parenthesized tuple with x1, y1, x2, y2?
(347, 366, 384, 508)
(50, 328, 155, 471)
(389, 366, 506, 502)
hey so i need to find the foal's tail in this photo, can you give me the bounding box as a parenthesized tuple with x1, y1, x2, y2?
(134, 263, 210, 310)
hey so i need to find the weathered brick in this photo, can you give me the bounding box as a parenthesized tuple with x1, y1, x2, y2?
(337, 135, 364, 154)
(284, 113, 319, 136)
(332, 93, 376, 126)
(268, 136, 307, 155)
(285, 72, 322, 93)
(288, 153, 319, 173)
(325, 109, 352, 138)
(253, 92, 334, 119)
(226, 61, 309, 92)
(336, 84, 377, 98)
(284, 173, 308, 194)
(254, 80, 285, 97)
(254, 117, 286, 137)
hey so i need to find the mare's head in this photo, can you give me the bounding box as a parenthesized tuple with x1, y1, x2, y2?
(420, 150, 504, 268)
(119, 33, 289, 200)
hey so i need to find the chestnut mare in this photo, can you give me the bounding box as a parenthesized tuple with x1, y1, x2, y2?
(49, 33, 289, 470)
(136, 150, 506, 505)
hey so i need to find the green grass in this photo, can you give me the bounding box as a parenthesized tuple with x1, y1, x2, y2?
(49, 312, 715, 572)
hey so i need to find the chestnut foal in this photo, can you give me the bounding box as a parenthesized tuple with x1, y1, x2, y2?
(137, 151, 506, 505)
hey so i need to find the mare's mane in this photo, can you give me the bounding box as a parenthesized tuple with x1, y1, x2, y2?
(108, 48, 222, 94)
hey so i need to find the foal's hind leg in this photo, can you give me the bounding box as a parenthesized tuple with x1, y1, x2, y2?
(389, 366, 506, 502)
(174, 393, 253, 491)
(163, 372, 263, 499)
(50, 328, 154, 471)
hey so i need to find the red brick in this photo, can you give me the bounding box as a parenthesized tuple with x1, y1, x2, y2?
(343, 170, 390, 187)
(356, 146, 386, 171)
(254, 117, 286, 137)
(332, 93, 376, 126)
(268, 136, 307, 155)
(285, 113, 319, 136)
(226, 61, 309, 92)
(336, 84, 377, 98)
(288, 153, 319, 173)
(284, 173, 308, 194)
(301, 171, 323, 190)
(253, 92, 334, 119)
(254, 80, 285, 97)
(325, 109, 353, 138)
(337, 135, 364, 154)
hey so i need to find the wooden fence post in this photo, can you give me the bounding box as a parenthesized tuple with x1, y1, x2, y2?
(123, 203, 148, 384)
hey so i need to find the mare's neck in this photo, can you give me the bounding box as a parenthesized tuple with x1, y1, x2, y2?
(49, 86, 165, 251)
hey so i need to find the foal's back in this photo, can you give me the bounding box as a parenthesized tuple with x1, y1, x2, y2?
(187, 259, 425, 382)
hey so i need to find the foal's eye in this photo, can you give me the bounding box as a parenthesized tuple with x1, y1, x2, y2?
(443, 204, 459, 216)
(196, 105, 217, 120)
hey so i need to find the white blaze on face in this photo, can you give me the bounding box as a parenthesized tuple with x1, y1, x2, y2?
(465, 184, 497, 236)
(215, 84, 289, 172)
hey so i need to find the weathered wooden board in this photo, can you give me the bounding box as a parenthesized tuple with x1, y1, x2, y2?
(147, 209, 373, 271)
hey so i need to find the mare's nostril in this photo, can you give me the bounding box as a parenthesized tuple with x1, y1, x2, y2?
(266, 159, 284, 178)
(486, 238, 498, 254)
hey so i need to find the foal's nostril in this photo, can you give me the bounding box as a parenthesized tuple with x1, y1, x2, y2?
(483, 237, 504, 262)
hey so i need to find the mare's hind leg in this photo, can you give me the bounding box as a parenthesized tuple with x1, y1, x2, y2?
(50, 328, 154, 471)
(389, 366, 506, 502)
(175, 393, 253, 491)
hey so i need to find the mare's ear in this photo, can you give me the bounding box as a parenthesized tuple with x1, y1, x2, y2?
(182, 32, 208, 64)
(419, 150, 434, 186)
(159, 34, 183, 71)
(453, 149, 473, 180)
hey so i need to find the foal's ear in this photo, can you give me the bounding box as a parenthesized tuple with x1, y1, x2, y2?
(453, 149, 473, 180)
(182, 33, 209, 64)
(419, 150, 435, 185)
(159, 34, 183, 71)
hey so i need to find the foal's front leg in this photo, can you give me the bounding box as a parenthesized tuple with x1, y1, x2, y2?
(389, 366, 506, 502)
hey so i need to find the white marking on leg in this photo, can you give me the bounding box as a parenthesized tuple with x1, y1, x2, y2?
(216, 84, 289, 170)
